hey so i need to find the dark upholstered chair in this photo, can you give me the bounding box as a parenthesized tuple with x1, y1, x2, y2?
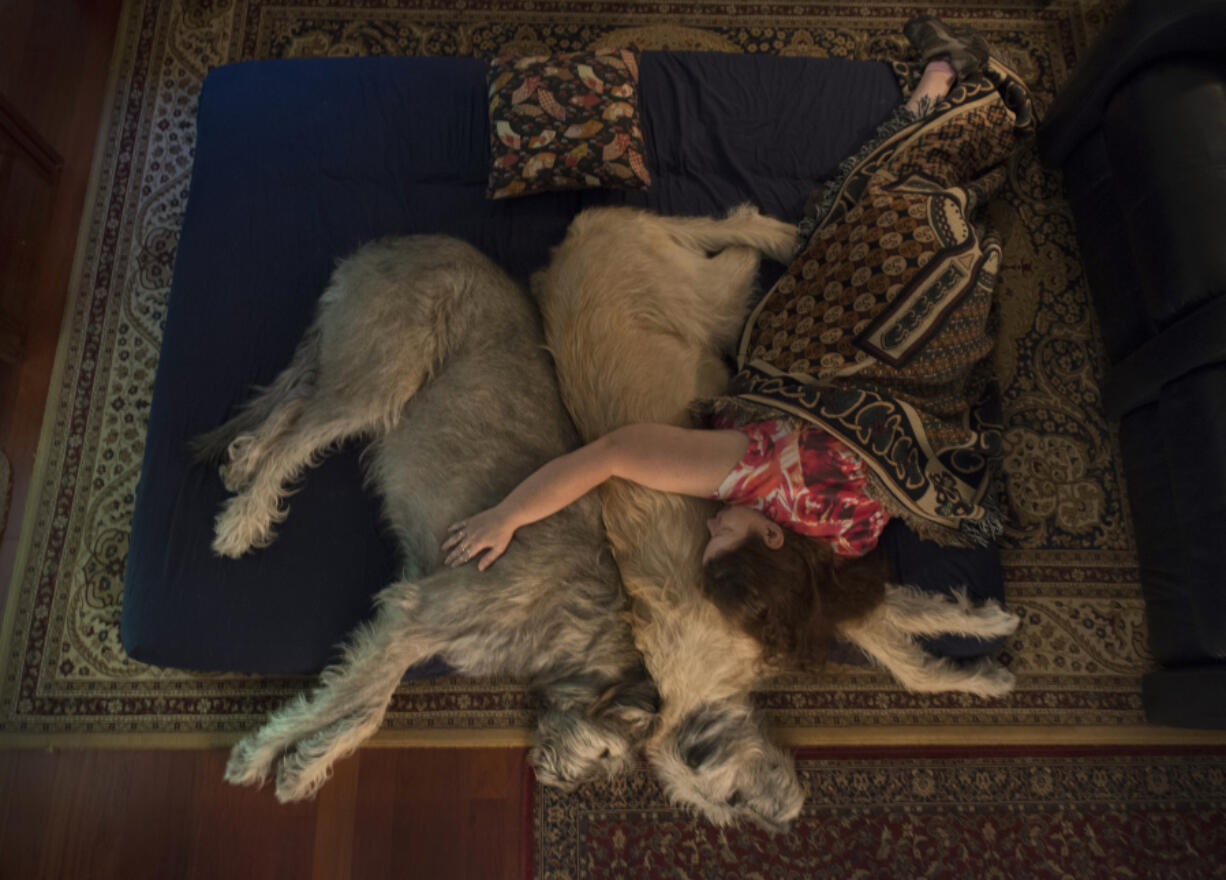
(1038, 0, 1226, 727)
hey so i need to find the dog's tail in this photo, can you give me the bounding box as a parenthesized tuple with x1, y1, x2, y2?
(188, 323, 323, 464)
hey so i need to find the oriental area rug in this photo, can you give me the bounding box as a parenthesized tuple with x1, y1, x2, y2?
(0, 0, 1207, 748)
(530, 747, 1226, 880)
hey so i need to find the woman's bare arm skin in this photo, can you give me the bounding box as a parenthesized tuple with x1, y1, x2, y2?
(442, 423, 749, 569)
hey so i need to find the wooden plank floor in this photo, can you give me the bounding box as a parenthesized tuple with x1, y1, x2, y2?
(0, 0, 126, 607)
(0, 4, 531, 880)
(0, 748, 529, 880)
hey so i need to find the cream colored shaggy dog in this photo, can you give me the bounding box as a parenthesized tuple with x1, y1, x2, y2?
(532, 205, 1020, 829)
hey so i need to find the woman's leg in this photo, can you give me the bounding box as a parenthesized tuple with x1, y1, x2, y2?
(904, 60, 956, 115)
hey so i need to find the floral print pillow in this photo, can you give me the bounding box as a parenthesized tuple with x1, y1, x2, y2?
(486, 47, 652, 199)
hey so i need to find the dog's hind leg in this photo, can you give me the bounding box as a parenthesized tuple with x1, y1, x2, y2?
(225, 580, 441, 798)
(210, 394, 386, 557)
(657, 204, 797, 264)
(838, 605, 1017, 698)
(200, 236, 493, 521)
(878, 584, 1021, 640)
(190, 324, 325, 493)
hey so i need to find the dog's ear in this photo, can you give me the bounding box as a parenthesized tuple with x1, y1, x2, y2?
(588, 662, 659, 738)
(673, 703, 740, 770)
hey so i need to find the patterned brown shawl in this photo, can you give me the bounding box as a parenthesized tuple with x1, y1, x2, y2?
(711, 59, 1035, 546)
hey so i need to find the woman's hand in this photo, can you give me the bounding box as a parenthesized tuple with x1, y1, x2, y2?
(442, 506, 517, 571)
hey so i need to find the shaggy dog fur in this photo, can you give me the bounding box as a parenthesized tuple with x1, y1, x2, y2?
(200, 236, 656, 802)
(531, 205, 1020, 829)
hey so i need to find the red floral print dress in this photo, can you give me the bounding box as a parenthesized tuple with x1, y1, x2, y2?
(710, 418, 888, 557)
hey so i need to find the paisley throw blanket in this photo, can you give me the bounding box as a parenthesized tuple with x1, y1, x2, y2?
(714, 58, 1036, 546)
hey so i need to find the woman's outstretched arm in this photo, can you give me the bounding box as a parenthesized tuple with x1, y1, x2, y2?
(443, 423, 749, 569)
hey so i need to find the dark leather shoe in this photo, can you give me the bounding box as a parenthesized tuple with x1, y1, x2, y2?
(903, 15, 990, 80)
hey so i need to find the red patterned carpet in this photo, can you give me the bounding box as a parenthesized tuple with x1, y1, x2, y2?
(531, 746, 1226, 879)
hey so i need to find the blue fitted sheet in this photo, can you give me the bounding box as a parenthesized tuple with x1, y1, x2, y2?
(122, 51, 1004, 676)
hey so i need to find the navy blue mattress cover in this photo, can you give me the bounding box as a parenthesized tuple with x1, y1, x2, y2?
(122, 51, 1005, 676)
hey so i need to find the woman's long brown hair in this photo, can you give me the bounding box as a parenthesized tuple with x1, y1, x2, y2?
(700, 527, 888, 669)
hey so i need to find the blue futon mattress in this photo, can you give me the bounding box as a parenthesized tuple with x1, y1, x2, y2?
(122, 51, 1004, 676)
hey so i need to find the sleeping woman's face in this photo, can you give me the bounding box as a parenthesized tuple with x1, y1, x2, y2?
(702, 505, 784, 564)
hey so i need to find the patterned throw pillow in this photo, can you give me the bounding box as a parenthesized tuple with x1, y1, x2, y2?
(486, 47, 652, 199)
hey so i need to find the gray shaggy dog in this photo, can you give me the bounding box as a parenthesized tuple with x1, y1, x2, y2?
(197, 236, 656, 803)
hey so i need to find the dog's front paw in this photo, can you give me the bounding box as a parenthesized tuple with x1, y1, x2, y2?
(274, 748, 333, 804)
(225, 734, 274, 788)
(212, 493, 280, 558)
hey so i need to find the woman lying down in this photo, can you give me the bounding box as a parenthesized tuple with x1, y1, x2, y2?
(447, 17, 1026, 672)
(445, 417, 890, 670)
